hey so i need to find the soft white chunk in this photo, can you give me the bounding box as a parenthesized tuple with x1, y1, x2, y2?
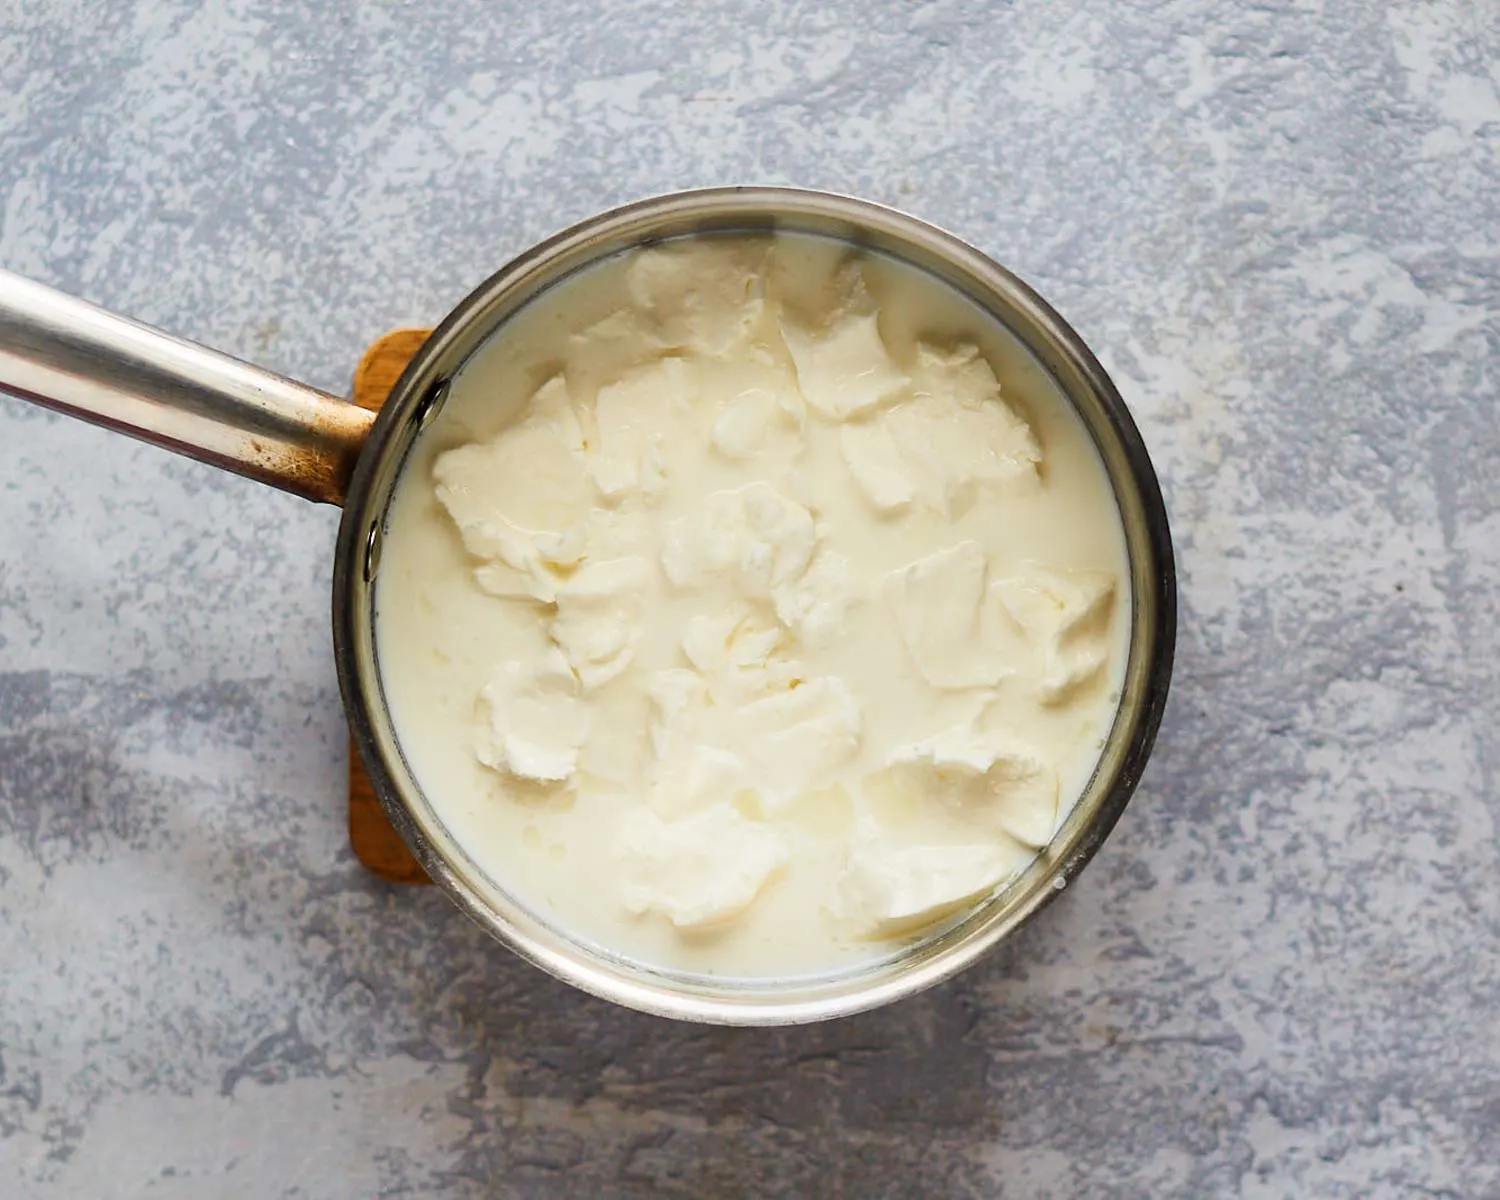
(648, 744, 751, 819)
(841, 842, 1015, 931)
(990, 566, 1117, 704)
(434, 376, 592, 602)
(627, 240, 772, 356)
(680, 609, 782, 677)
(736, 676, 863, 806)
(840, 419, 916, 514)
(913, 341, 1005, 406)
(551, 556, 653, 690)
(888, 394, 1040, 516)
(661, 483, 816, 596)
(617, 804, 788, 929)
(590, 358, 692, 500)
(865, 733, 1059, 848)
(886, 542, 1011, 689)
(783, 310, 909, 420)
(475, 651, 588, 784)
(771, 549, 861, 647)
(712, 387, 777, 458)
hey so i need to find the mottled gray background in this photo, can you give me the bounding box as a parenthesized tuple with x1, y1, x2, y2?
(1, 1, 1497, 1196)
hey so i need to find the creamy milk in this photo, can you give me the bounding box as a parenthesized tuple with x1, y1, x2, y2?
(375, 234, 1130, 979)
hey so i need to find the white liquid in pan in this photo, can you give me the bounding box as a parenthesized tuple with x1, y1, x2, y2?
(375, 233, 1130, 980)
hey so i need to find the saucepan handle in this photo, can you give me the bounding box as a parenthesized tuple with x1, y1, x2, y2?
(0, 269, 376, 505)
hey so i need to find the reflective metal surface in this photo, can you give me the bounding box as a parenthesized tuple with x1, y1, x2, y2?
(0, 269, 373, 504)
(334, 187, 1178, 1025)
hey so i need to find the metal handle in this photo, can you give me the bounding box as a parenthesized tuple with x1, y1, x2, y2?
(0, 270, 376, 505)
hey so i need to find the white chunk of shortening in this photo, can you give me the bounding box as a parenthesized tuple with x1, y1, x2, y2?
(735, 675, 863, 808)
(712, 387, 777, 459)
(474, 651, 589, 784)
(550, 557, 653, 690)
(886, 541, 1009, 689)
(783, 310, 910, 420)
(616, 804, 789, 929)
(780, 309, 906, 423)
(680, 609, 782, 677)
(841, 842, 1015, 931)
(590, 358, 692, 501)
(840, 418, 916, 514)
(661, 482, 816, 596)
(990, 566, 1117, 705)
(771, 549, 861, 648)
(626, 239, 772, 356)
(866, 733, 1059, 849)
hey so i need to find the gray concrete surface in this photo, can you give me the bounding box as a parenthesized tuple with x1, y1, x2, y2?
(2, 1, 1498, 1196)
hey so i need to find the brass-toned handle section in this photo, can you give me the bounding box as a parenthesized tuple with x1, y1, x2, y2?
(0, 269, 376, 505)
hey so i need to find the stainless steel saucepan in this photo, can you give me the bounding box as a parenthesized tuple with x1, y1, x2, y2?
(0, 187, 1175, 1024)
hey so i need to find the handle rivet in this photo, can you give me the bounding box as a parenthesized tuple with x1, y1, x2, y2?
(363, 521, 383, 583)
(414, 378, 449, 432)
